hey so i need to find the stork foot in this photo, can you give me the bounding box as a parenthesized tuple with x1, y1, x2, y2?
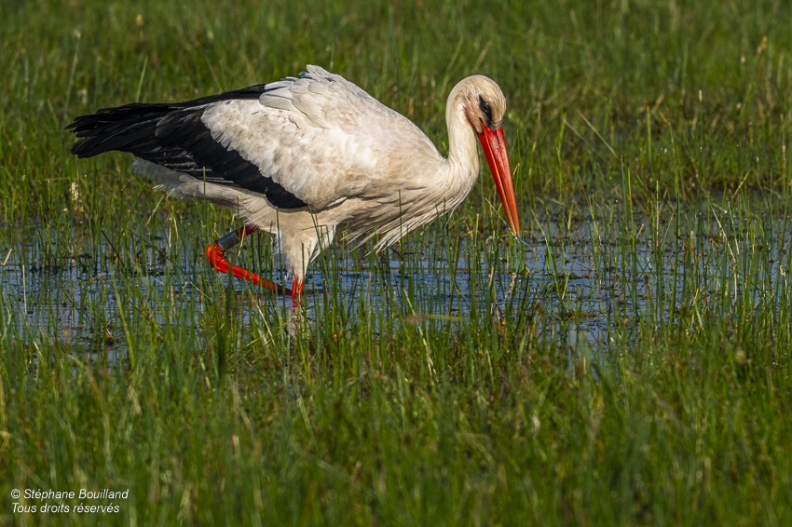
(205, 225, 291, 295)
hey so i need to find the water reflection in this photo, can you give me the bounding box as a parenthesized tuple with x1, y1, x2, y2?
(2, 204, 790, 352)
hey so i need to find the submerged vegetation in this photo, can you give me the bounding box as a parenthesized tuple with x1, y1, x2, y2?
(1, 0, 791, 525)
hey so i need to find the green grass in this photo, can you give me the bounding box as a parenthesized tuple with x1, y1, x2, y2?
(2, 0, 792, 525)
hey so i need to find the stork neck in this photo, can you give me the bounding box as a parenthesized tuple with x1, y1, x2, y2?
(445, 89, 480, 178)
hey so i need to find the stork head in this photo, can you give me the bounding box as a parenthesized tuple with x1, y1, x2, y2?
(455, 76, 521, 237)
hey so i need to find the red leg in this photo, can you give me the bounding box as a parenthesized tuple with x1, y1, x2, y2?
(290, 278, 304, 307)
(205, 225, 291, 295)
(291, 279, 304, 297)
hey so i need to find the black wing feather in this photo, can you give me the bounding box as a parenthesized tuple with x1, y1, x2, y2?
(68, 84, 307, 209)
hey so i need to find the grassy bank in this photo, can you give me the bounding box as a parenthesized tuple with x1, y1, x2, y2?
(1, 0, 792, 525)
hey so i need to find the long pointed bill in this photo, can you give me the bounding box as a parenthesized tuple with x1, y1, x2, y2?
(477, 125, 521, 236)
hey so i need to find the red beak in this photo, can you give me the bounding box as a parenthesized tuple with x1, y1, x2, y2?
(477, 125, 521, 235)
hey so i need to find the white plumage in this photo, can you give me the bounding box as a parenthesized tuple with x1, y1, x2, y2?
(70, 65, 520, 298)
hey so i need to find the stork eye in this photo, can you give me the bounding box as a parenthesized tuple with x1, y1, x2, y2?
(478, 96, 493, 124)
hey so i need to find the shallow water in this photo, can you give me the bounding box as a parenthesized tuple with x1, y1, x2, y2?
(2, 204, 790, 353)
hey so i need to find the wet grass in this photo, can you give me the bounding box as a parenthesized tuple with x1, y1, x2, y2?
(2, 0, 792, 525)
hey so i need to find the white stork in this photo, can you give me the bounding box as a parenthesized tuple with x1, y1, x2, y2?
(69, 65, 521, 299)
